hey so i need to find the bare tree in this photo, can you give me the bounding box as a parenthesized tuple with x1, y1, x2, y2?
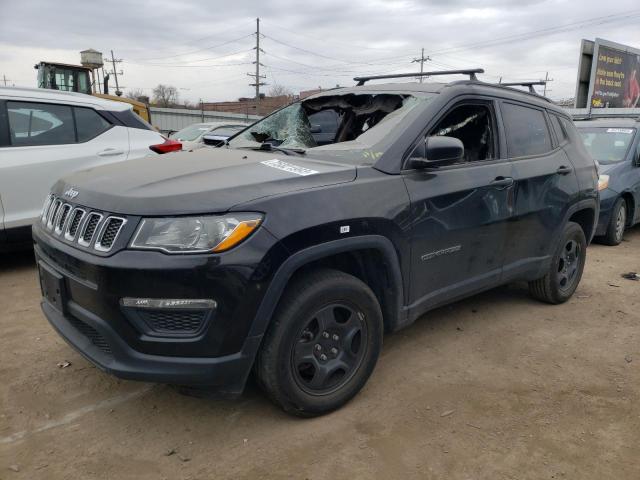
(126, 88, 145, 101)
(268, 83, 294, 99)
(152, 84, 179, 107)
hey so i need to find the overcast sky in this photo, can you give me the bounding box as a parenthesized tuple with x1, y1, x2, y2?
(1, 0, 640, 103)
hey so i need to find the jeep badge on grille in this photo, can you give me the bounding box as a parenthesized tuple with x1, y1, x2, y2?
(64, 187, 79, 199)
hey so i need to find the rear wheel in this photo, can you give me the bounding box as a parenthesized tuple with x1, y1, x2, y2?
(255, 269, 383, 416)
(600, 198, 627, 246)
(529, 221, 586, 304)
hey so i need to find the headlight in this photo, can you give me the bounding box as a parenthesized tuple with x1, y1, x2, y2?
(130, 214, 263, 253)
(597, 174, 610, 191)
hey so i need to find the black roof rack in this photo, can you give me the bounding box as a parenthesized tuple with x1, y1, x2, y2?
(498, 81, 547, 95)
(354, 69, 484, 86)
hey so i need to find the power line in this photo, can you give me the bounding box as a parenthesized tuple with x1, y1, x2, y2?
(425, 9, 640, 57)
(123, 20, 254, 59)
(128, 48, 253, 66)
(131, 34, 254, 61)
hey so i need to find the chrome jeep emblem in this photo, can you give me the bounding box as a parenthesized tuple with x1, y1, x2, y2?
(64, 187, 79, 199)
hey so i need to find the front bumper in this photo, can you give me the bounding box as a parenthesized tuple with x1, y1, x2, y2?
(33, 221, 287, 391)
(42, 300, 261, 391)
(595, 189, 619, 237)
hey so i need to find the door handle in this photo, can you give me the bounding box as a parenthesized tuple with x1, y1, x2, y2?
(556, 165, 573, 175)
(490, 176, 514, 189)
(97, 148, 124, 157)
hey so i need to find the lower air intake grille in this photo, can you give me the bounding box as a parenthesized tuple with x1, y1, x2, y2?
(68, 315, 113, 355)
(140, 310, 207, 334)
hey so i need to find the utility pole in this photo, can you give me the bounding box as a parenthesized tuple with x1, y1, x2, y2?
(247, 18, 266, 115)
(109, 50, 124, 96)
(412, 48, 430, 83)
(543, 71, 554, 96)
(2, 74, 10, 86)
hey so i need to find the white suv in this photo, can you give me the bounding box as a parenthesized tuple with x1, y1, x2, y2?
(0, 87, 177, 251)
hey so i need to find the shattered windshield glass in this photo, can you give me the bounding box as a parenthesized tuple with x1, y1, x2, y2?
(228, 92, 432, 163)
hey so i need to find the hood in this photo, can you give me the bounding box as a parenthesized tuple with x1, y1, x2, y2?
(598, 162, 624, 175)
(53, 148, 356, 216)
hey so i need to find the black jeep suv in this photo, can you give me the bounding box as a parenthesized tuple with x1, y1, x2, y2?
(34, 70, 598, 416)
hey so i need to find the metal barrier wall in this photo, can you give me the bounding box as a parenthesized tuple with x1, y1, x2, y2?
(149, 107, 262, 134)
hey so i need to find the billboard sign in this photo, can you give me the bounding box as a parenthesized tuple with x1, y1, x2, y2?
(588, 38, 640, 109)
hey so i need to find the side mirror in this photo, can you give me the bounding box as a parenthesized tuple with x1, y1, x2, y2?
(409, 136, 465, 169)
(310, 124, 322, 134)
(202, 134, 228, 147)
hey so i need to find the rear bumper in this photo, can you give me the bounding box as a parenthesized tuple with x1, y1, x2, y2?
(42, 299, 261, 391)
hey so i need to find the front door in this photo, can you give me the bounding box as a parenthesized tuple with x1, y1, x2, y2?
(403, 100, 514, 313)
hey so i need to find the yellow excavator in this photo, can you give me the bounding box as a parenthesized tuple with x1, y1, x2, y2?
(35, 49, 151, 123)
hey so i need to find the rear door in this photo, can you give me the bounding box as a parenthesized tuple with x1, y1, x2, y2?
(403, 99, 514, 311)
(0, 100, 129, 229)
(499, 101, 579, 280)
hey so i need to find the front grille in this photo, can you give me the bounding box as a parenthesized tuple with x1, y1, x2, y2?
(65, 209, 85, 240)
(47, 200, 62, 229)
(79, 213, 102, 246)
(41, 195, 54, 222)
(95, 217, 126, 252)
(68, 315, 113, 355)
(41, 195, 130, 253)
(55, 204, 71, 234)
(140, 310, 207, 335)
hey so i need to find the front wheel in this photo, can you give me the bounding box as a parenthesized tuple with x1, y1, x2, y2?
(529, 221, 587, 304)
(255, 269, 383, 416)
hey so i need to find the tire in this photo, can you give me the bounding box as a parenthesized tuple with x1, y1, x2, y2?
(599, 198, 627, 246)
(255, 268, 383, 417)
(528, 221, 587, 304)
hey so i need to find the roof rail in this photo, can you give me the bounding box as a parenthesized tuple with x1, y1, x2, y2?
(498, 81, 547, 95)
(354, 69, 484, 86)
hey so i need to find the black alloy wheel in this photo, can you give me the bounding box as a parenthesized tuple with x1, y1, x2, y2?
(292, 303, 368, 395)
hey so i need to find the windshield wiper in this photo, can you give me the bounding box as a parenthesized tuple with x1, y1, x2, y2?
(236, 143, 306, 156)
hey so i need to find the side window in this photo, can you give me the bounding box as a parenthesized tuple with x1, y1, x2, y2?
(549, 113, 568, 144)
(74, 107, 111, 142)
(7, 101, 75, 146)
(501, 103, 552, 158)
(428, 103, 496, 163)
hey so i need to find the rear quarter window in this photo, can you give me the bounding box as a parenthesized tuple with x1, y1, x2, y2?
(549, 113, 568, 144)
(74, 107, 112, 142)
(109, 109, 154, 131)
(501, 102, 553, 158)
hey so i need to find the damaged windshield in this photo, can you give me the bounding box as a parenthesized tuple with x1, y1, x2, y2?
(228, 92, 431, 163)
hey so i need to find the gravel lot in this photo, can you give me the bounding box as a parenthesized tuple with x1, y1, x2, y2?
(1, 228, 639, 479)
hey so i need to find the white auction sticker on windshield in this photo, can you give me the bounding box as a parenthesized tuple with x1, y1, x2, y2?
(261, 159, 318, 176)
(606, 128, 634, 134)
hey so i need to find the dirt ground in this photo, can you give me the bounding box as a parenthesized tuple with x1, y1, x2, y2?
(1, 229, 639, 480)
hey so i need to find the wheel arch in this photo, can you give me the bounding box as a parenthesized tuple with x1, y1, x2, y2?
(620, 191, 636, 226)
(566, 198, 598, 244)
(248, 235, 406, 339)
